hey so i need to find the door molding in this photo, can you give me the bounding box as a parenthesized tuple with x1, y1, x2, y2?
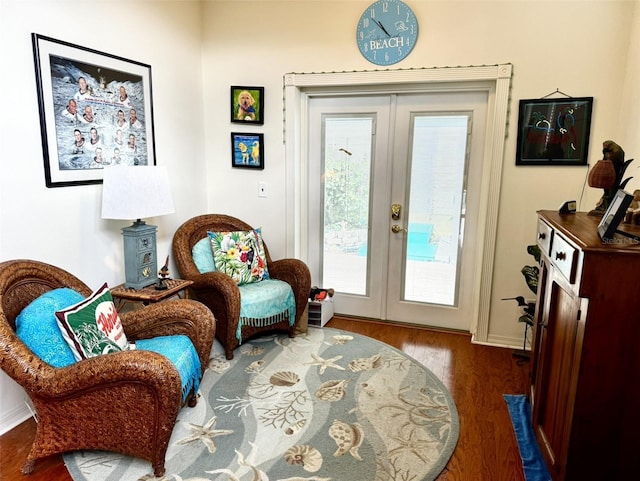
(284, 64, 512, 341)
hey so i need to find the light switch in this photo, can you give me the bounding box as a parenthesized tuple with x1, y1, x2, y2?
(258, 182, 268, 197)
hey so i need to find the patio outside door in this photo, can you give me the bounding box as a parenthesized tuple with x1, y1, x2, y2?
(307, 91, 487, 331)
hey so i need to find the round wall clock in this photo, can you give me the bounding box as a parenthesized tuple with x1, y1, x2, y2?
(356, 0, 419, 66)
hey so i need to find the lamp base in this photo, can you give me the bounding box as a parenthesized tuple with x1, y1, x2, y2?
(122, 222, 158, 290)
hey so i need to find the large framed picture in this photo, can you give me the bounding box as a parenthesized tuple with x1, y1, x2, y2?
(230, 86, 264, 125)
(515, 97, 593, 166)
(32, 33, 156, 187)
(231, 132, 264, 169)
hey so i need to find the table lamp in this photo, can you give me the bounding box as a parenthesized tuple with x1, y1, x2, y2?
(101, 165, 175, 289)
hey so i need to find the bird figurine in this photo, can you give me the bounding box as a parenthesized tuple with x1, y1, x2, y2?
(502, 296, 536, 321)
(156, 255, 170, 290)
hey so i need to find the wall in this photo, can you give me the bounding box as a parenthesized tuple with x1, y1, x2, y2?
(201, 0, 637, 346)
(0, 0, 207, 433)
(1, 0, 638, 434)
(619, 1, 640, 161)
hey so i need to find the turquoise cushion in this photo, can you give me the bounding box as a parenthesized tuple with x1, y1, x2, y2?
(136, 335, 202, 402)
(192, 237, 216, 273)
(15, 288, 83, 368)
(237, 279, 296, 341)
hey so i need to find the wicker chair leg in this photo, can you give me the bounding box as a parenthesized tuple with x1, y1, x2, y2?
(153, 460, 166, 477)
(21, 459, 36, 474)
(225, 347, 234, 360)
(187, 391, 198, 408)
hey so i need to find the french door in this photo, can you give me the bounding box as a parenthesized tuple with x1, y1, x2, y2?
(307, 91, 487, 331)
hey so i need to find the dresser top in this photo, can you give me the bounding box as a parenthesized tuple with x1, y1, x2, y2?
(538, 210, 640, 254)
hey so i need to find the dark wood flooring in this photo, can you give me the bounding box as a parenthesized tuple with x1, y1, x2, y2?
(0, 316, 529, 481)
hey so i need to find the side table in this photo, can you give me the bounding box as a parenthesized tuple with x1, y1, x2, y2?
(111, 278, 193, 310)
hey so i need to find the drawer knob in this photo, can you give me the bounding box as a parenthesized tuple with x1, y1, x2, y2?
(555, 251, 566, 261)
(538, 232, 546, 240)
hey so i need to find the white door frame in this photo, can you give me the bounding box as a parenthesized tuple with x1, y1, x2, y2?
(283, 64, 512, 342)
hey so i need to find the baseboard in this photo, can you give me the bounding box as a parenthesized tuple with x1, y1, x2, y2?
(0, 402, 32, 436)
(472, 332, 527, 351)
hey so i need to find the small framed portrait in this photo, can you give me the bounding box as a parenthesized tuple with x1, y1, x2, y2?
(231, 132, 264, 170)
(515, 97, 593, 166)
(231, 86, 264, 124)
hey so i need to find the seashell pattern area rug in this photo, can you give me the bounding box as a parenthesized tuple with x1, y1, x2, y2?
(64, 327, 459, 481)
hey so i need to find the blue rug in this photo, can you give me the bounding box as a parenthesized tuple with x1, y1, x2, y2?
(504, 394, 551, 481)
(65, 328, 459, 480)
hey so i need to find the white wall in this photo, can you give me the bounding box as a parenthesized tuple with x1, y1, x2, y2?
(0, 0, 207, 433)
(1, 0, 639, 434)
(619, 1, 640, 171)
(200, 0, 637, 347)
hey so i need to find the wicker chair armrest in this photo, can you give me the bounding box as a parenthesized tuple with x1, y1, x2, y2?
(267, 258, 311, 286)
(120, 299, 215, 371)
(120, 299, 214, 341)
(187, 270, 234, 292)
(33, 350, 182, 401)
(268, 258, 312, 325)
(187, 272, 241, 315)
(180, 271, 241, 360)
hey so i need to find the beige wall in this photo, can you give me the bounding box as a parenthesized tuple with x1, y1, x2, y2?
(0, 0, 207, 433)
(1, 0, 639, 433)
(200, 0, 638, 348)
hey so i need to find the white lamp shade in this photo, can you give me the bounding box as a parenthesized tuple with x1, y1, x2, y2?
(101, 165, 175, 220)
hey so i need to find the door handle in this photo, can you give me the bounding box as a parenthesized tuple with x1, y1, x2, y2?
(391, 224, 407, 233)
(391, 203, 401, 220)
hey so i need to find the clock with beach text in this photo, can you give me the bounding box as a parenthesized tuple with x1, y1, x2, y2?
(356, 0, 419, 66)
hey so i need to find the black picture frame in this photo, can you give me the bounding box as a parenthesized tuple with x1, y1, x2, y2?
(515, 97, 593, 166)
(231, 132, 264, 170)
(598, 189, 634, 241)
(230, 86, 264, 125)
(32, 33, 156, 187)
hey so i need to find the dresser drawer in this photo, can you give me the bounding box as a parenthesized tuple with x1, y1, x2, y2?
(536, 219, 553, 255)
(550, 232, 578, 283)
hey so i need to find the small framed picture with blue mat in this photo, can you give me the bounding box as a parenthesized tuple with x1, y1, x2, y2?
(231, 132, 264, 170)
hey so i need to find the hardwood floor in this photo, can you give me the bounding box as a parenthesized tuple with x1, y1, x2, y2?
(0, 316, 529, 481)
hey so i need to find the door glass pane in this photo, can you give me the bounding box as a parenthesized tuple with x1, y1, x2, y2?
(404, 114, 469, 306)
(322, 116, 373, 296)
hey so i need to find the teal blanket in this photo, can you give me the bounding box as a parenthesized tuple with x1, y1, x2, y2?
(237, 279, 296, 342)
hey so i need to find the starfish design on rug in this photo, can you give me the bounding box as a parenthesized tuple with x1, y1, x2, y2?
(305, 353, 345, 374)
(387, 426, 440, 464)
(176, 415, 234, 454)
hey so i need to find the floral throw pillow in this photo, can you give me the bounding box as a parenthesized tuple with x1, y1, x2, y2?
(208, 228, 269, 285)
(55, 283, 129, 361)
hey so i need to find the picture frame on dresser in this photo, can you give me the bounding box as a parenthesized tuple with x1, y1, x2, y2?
(32, 33, 156, 188)
(597, 189, 634, 241)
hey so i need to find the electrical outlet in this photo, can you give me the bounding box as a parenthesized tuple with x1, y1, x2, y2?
(258, 182, 268, 197)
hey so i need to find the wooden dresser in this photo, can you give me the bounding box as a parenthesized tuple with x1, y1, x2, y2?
(530, 211, 640, 481)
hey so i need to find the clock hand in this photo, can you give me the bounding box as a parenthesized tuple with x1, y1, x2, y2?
(373, 19, 392, 37)
(379, 22, 392, 37)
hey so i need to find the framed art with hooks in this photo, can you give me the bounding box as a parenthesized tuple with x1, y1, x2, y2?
(515, 96, 593, 166)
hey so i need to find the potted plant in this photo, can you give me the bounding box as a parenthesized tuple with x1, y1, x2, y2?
(503, 244, 541, 358)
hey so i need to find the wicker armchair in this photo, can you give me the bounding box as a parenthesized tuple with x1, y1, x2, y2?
(173, 214, 311, 360)
(0, 259, 215, 477)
